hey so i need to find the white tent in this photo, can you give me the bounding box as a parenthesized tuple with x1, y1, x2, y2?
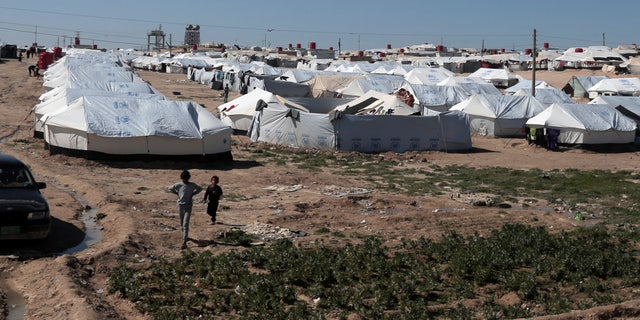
(450, 94, 546, 137)
(437, 76, 502, 96)
(525, 103, 636, 144)
(620, 56, 640, 74)
(305, 73, 365, 98)
(39, 81, 158, 102)
(590, 95, 640, 109)
(587, 78, 640, 98)
(403, 67, 455, 85)
(334, 90, 416, 115)
(248, 108, 472, 153)
(43, 65, 141, 91)
(405, 84, 470, 112)
(556, 46, 627, 69)
(563, 75, 609, 98)
(280, 69, 318, 83)
(217, 88, 288, 132)
(336, 77, 396, 97)
(504, 80, 552, 94)
(34, 88, 165, 137)
(590, 96, 640, 127)
(467, 68, 518, 88)
(44, 96, 233, 160)
(513, 87, 575, 107)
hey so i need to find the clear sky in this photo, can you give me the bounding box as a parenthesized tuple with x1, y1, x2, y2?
(1, 1, 638, 52)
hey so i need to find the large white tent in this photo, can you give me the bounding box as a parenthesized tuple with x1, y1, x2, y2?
(217, 88, 289, 132)
(450, 94, 546, 137)
(587, 78, 640, 98)
(513, 87, 575, 107)
(525, 103, 636, 145)
(248, 107, 472, 153)
(43, 65, 141, 91)
(403, 67, 455, 85)
(404, 84, 469, 112)
(34, 88, 165, 137)
(44, 96, 233, 160)
(555, 46, 627, 69)
(437, 76, 502, 96)
(467, 68, 518, 88)
(334, 90, 416, 115)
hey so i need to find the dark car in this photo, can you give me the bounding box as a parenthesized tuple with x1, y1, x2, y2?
(0, 153, 51, 240)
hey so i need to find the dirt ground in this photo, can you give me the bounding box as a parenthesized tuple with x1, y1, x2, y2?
(1, 56, 640, 319)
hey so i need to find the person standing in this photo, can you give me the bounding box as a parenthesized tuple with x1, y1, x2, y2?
(203, 175, 223, 225)
(223, 84, 229, 103)
(168, 170, 203, 249)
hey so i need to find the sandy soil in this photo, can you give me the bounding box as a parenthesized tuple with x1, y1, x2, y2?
(1, 56, 639, 319)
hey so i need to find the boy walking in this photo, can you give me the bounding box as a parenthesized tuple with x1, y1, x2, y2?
(168, 170, 203, 249)
(203, 175, 223, 225)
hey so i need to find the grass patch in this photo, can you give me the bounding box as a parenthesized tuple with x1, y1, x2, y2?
(109, 224, 640, 319)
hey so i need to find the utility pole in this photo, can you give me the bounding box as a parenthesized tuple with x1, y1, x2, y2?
(481, 39, 484, 57)
(602, 32, 606, 46)
(532, 29, 536, 97)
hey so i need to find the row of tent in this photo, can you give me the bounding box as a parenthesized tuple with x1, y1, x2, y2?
(33, 49, 233, 160)
(24, 46, 640, 163)
(218, 88, 473, 152)
(198, 57, 640, 147)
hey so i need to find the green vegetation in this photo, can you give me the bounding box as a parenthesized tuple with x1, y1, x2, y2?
(109, 224, 640, 319)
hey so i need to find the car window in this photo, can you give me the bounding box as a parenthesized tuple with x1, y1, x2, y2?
(0, 167, 35, 188)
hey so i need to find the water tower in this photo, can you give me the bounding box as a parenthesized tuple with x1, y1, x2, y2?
(184, 24, 201, 48)
(147, 25, 166, 51)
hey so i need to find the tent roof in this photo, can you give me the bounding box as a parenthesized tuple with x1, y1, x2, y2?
(217, 87, 282, 115)
(334, 90, 414, 115)
(46, 96, 231, 138)
(526, 103, 637, 131)
(587, 78, 640, 95)
(513, 87, 575, 106)
(450, 94, 546, 119)
(468, 68, 517, 81)
(403, 67, 455, 85)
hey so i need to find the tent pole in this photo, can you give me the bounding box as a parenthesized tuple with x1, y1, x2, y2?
(532, 29, 536, 97)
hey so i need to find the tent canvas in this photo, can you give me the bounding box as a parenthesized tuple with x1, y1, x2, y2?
(590, 96, 640, 126)
(562, 75, 608, 98)
(248, 107, 471, 153)
(438, 76, 502, 96)
(33, 88, 165, 137)
(406, 84, 470, 112)
(44, 96, 232, 159)
(525, 103, 636, 144)
(217, 88, 288, 132)
(587, 78, 640, 98)
(513, 87, 575, 106)
(336, 78, 396, 97)
(450, 94, 546, 137)
(334, 90, 416, 115)
(403, 67, 455, 85)
(467, 68, 518, 88)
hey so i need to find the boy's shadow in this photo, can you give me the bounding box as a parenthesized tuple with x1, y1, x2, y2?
(188, 222, 264, 248)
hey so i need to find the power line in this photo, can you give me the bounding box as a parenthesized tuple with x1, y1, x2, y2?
(0, 26, 145, 47)
(1, 5, 624, 49)
(0, 21, 142, 41)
